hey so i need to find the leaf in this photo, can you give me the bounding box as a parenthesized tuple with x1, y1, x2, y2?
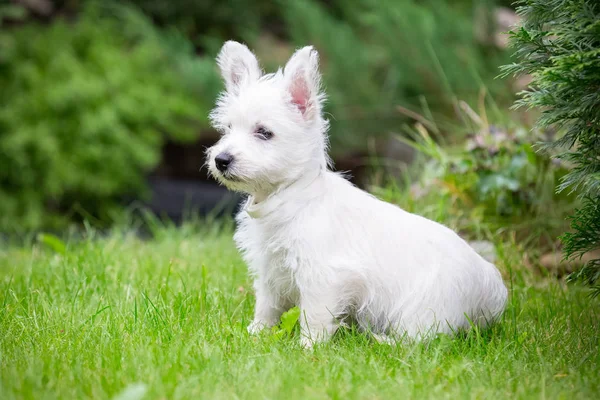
(37, 233, 66, 255)
(279, 306, 300, 334)
(271, 306, 301, 339)
(480, 175, 520, 195)
(517, 331, 528, 345)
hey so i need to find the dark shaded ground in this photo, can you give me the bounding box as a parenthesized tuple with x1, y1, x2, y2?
(145, 177, 242, 222)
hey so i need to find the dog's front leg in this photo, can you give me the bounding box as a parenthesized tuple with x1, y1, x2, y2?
(248, 276, 286, 334)
(299, 290, 340, 348)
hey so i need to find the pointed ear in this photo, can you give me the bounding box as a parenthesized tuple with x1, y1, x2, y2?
(283, 46, 322, 121)
(216, 41, 262, 94)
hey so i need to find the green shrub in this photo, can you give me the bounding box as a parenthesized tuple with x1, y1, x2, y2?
(502, 0, 600, 293)
(374, 100, 572, 239)
(0, 2, 220, 231)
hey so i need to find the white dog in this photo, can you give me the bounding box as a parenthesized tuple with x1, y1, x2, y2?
(207, 41, 508, 347)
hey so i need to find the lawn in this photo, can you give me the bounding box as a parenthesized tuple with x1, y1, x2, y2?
(1, 221, 599, 399)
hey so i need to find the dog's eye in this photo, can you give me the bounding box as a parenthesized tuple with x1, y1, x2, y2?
(227, 123, 232, 129)
(255, 126, 274, 140)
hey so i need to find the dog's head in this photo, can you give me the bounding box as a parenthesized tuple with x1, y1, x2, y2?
(206, 41, 330, 197)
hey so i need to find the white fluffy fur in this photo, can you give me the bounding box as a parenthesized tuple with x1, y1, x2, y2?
(207, 41, 508, 347)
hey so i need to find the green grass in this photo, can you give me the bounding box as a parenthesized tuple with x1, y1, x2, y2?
(1, 220, 599, 400)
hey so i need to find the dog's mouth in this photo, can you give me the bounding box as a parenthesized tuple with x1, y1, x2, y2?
(218, 171, 242, 183)
(206, 162, 242, 184)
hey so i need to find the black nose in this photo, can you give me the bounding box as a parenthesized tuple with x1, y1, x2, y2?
(215, 152, 234, 172)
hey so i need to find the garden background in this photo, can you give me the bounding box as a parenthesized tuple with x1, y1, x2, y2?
(1, 1, 598, 399)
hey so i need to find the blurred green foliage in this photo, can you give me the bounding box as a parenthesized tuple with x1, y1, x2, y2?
(0, 0, 517, 231)
(411, 125, 567, 220)
(99, 0, 513, 153)
(280, 0, 513, 153)
(0, 2, 219, 231)
(376, 101, 572, 238)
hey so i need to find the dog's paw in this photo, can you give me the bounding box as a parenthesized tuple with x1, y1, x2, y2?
(371, 333, 397, 345)
(299, 336, 315, 349)
(247, 320, 268, 335)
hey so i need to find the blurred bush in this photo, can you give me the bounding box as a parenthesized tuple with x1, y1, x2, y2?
(0, 0, 518, 231)
(87, 0, 513, 154)
(279, 0, 513, 154)
(374, 100, 572, 239)
(0, 2, 220, 231)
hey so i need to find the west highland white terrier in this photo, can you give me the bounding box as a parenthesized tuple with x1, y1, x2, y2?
(207, 41, 508, 347)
